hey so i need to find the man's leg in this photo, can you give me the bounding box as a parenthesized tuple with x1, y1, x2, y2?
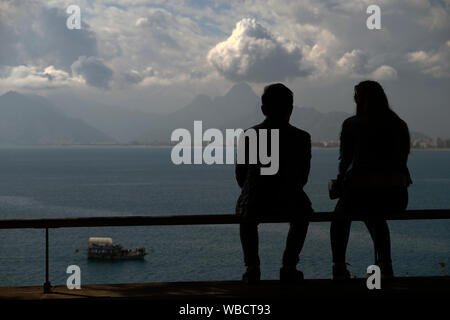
(279, 220, 309, 283)
(240, 222, 260, 283)
(240, 222, 260, 267)
(282, 221, 309, 267)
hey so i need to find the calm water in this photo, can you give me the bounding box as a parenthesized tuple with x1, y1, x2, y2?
(0, 147, 449, 286)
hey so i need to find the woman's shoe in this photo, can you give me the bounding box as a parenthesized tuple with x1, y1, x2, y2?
(378, 261, 394, 278)
(242, 266, 261, 284)
(280, 267, 304, 284)
(332, 262, 351, 280)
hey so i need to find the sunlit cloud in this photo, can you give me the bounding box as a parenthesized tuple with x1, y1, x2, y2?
(208, 18, 309, 82)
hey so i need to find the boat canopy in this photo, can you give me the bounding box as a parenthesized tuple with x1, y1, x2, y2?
(88, 237, 113, 245)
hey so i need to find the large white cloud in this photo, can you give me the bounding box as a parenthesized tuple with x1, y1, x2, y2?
(207, 18, 308, 82)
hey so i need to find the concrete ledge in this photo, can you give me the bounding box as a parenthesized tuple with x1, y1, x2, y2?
(1, 277, 449, 300)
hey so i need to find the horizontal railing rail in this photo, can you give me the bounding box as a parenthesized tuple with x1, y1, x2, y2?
(1, 209, 450, 229)
(0, 209, 449, 294)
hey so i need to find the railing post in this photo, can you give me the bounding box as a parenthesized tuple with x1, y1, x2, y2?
(43, 228, 52, 293)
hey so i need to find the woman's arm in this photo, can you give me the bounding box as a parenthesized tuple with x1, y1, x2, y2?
(337, 119, 355, 182)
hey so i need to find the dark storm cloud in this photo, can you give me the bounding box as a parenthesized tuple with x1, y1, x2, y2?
(71, 56, 113, 89)
(0, 3, 98, 72)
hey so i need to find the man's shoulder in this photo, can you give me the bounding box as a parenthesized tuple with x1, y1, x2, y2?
(287, 124, 311, 140)
(248, 122, 265, 131)
(342, 115, 358, 126)
(247, 121, 311, 140)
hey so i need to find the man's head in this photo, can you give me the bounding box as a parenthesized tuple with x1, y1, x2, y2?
(261, 83, 293, 122)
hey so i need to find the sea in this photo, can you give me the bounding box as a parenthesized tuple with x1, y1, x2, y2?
(0, 146, 448, 286)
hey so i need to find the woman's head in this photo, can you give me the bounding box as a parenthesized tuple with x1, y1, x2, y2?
(354, 80, 392, 119)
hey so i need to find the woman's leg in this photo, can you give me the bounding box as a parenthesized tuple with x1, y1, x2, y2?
(330, 219, 352, 263)
(364, 187, 408, 275)
(330, 200, 352, 263)
(364, 219, 392, 263)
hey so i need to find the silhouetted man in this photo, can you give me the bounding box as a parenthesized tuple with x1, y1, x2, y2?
(235, 83, 313, 284)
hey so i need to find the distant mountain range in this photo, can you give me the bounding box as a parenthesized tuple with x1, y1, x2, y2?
(136, 82, 431, 144)
(0, 91, 113, 145)
(139, 83, 353, 143)
(0, 85, 431, 145)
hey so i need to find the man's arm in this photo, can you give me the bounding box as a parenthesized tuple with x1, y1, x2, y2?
(299, 133, 311, 187)
(235, 163, 247, 189)
(235, 131, 249, 188)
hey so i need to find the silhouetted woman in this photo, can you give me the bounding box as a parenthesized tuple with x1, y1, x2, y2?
(330, 80, 412, 279)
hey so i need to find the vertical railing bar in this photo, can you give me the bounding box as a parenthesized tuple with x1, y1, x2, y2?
(43, 227, 51, 293)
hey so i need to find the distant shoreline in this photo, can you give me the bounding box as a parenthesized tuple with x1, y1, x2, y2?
(1, 144, 449, 151)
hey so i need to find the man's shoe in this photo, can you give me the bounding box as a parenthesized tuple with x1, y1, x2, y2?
(280, 267, 304, 284)
(242, 266, 261, 284)
(332, 262, 351, 280)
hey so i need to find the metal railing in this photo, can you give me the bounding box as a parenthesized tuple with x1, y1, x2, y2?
(0, 209, 449, 293)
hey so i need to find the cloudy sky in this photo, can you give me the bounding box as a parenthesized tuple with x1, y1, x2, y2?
(0, 0, 449, 137)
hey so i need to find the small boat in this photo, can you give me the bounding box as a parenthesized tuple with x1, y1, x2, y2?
(87, 237, 146, 260)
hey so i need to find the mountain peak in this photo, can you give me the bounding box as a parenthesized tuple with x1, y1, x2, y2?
(226, 82, 255, 97)
(2, 91, 21, 98)
(0, 91, 33, 105)
(0, 92, 113, 144)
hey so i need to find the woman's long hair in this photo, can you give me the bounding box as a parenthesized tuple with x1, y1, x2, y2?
(354, 80, 411, 154)
(354, 80, 394, 120)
